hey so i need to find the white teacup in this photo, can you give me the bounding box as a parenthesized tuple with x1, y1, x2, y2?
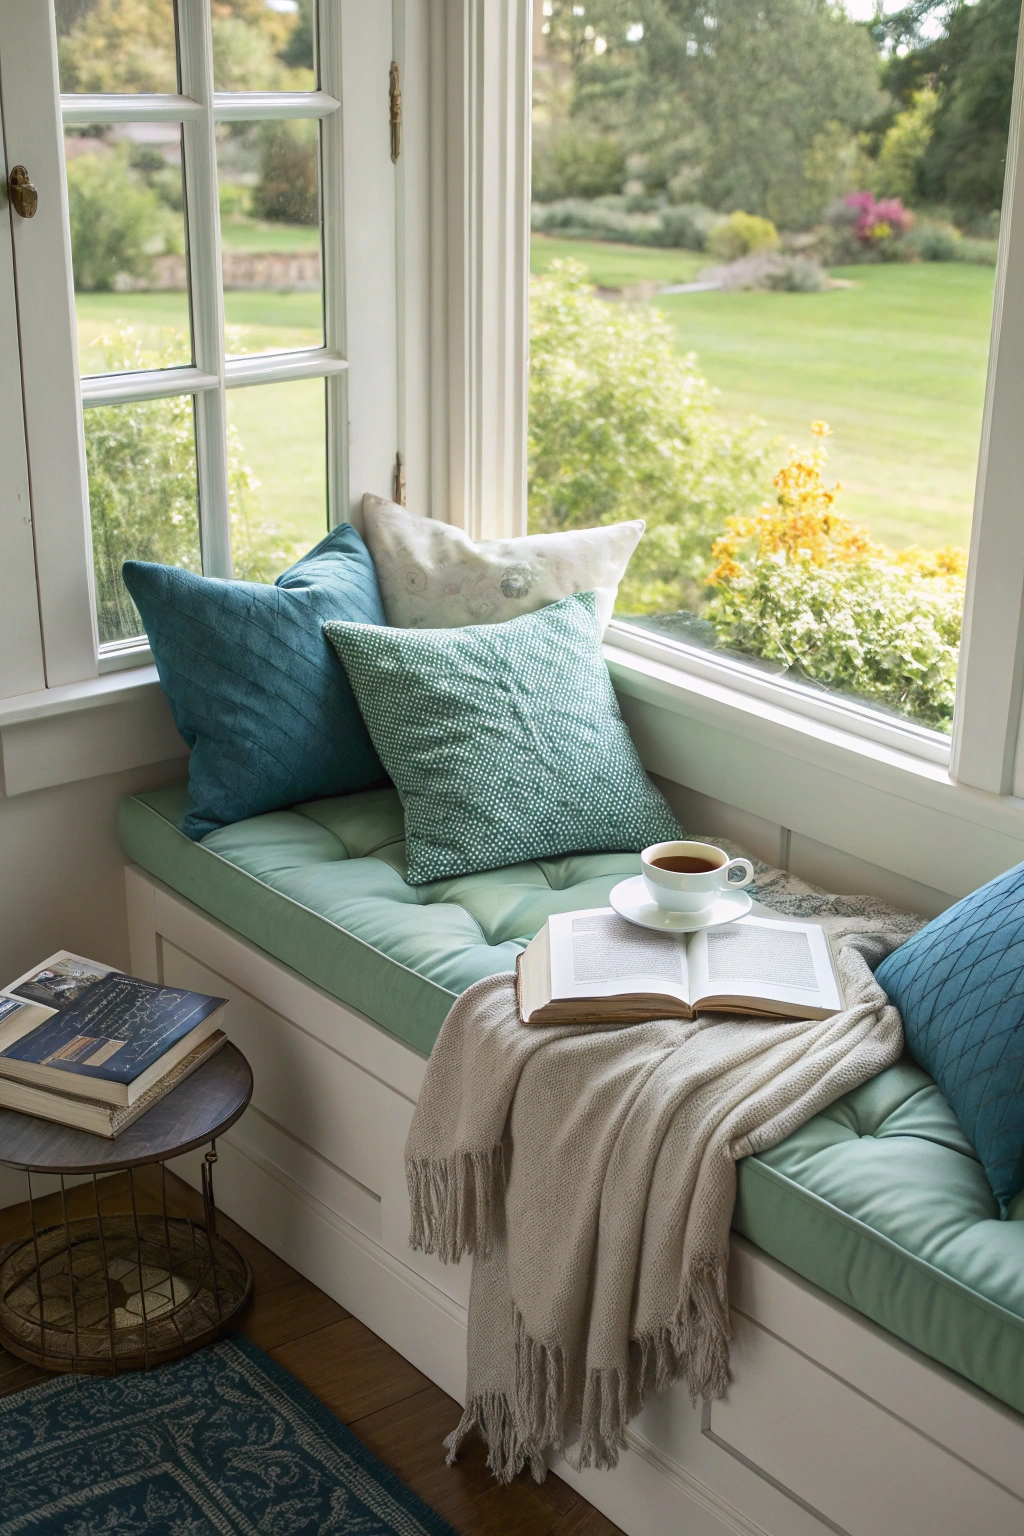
(641, 840, 754, 915)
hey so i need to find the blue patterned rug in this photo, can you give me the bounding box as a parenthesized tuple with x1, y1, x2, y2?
(0, 1334, 458, 1534)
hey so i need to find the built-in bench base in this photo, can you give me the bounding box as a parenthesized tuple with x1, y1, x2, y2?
(127, 865, 1024, 1536)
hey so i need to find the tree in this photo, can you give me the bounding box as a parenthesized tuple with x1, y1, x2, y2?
(58, 0, 313, 95)
(541, 0, 884, 228)
(528, 262, 768, 612)
(921, 0, 1020, 212)
(877, 0, 1019, 213)
(65, 148, 178, 291)
(57, 0, 178, 93)
(874, 87, 937, 201)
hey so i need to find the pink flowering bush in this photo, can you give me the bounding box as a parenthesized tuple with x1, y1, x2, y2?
(843, 192, 915, 245)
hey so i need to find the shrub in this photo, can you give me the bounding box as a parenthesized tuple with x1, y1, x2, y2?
(65, 147, 178, 291)
(652, 204, 722, 252)
(85, 329, 295, 644)
(843, 192, 914, 245)
(532, 133, 627, 202)
(528, 262, 769, 613)
(704, 252, 829, 292)
(706, 424, 966, 729)
(898, 220, 962, 262)
(706, 211, 780, 263)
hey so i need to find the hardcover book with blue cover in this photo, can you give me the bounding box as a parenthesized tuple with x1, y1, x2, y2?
(0, 952, 227, 1107)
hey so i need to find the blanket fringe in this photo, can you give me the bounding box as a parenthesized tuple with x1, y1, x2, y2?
(406, 1147, 506, 1263)
(506, 1262, 732, 1476)
(444, 1392, 546, 1485)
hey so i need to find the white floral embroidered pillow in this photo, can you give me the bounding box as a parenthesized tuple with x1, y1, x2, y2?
(361, 494, 643, 633)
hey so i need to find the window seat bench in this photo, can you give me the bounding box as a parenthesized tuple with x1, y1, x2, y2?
(119, 784, 1024, 1536)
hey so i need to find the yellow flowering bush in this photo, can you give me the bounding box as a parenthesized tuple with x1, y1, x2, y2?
(706, 425, 967, 729)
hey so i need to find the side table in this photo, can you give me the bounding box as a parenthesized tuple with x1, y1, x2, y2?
(0, 1041, 253, 1375)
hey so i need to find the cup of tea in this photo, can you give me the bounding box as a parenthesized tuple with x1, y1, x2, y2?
(641, 840, 754, 914)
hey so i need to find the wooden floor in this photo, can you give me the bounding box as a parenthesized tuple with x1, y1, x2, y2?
(0, 1166, 622, 1536)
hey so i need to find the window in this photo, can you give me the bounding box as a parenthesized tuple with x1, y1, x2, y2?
(529, 0, 1021, 756)
(3, 0, 348, 664)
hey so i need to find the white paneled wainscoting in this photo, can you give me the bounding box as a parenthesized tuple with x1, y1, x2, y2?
(116, 863, 1024, 1536)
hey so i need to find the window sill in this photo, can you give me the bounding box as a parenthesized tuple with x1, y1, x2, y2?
(604, 637, 1024, 901)
(0, 667, 186, 797)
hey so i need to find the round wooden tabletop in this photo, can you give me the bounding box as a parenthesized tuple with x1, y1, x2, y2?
(0, 1043, 253, 1175)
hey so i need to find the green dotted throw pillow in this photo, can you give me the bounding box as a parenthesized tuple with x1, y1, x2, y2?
(323, 590, 682, 885)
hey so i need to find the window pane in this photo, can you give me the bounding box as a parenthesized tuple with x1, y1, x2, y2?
(85, 394, 201, 646)
(65, 129, 192, 375)
(529, 1, 1020, 735)
(212, 0, 315, 92)
(56, 0, 179, 95)
(218, 120, 323, 358)
(226, 378, 327, 580)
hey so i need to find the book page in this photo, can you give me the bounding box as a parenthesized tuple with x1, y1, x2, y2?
(0, 995, 57, 1053)
(688, 916, 842, 1014)
(548, 909, 690, 1004)
(2, 951, 118, 1011)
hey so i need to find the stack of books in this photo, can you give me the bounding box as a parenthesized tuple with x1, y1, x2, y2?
(0, 951, 228, 1138)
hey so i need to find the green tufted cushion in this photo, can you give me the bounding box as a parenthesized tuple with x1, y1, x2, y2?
(322, 590, 681, 884)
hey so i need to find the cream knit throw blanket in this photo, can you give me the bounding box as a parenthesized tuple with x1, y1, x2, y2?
(405, 854, 922, 1484)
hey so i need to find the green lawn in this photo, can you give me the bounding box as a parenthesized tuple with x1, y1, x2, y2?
(227, 376, 327, 557)
(531, 235, 705, 289)
(76, 291, 328, 563)
(532, 236, 995, 550)
(76, 246, 995, 558)
(75, 290, 323, 372)
(220, 216, 320, 254)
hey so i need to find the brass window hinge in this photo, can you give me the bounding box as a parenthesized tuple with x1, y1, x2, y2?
(393, 451, 406, 506)
(389, 61, 402, 163)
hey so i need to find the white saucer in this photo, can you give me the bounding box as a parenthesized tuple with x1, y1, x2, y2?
(609, 876, 752, 934)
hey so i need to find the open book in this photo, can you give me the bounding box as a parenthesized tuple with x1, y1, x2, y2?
(517, 909, 843, 1026)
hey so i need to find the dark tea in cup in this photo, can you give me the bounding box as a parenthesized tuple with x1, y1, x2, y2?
(651, 855, 721, 875)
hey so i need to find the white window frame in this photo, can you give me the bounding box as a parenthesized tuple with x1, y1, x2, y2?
(0, 0, 354, 682)
(527, 0, 1024, 800)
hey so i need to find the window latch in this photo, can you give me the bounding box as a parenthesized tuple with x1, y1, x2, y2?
(389, 61, 402, 163)
(8, 165, 38, 219)
(393, 451, 406, 505)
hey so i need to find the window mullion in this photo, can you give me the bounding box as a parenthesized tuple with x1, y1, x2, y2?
(315, 0, 344, 528)
(177, 0, 231, 579)
(950, 17, 1024, 796)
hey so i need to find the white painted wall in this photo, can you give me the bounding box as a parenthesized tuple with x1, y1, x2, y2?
(0, 749, 187, 1206)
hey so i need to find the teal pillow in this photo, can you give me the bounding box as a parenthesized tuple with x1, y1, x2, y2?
(123, 525, 387, 841)
(876, 862, 1024, 1213)
(323, 590, 681, 884)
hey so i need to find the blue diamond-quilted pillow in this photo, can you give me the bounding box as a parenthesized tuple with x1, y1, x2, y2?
(875, 863, 1024, 1212)
(123, 524, 387, 841)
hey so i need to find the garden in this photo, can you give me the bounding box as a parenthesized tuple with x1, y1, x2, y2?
(525, 0, 1018, 731)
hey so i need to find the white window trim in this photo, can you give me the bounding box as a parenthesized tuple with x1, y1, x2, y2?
(508, 0, 1024, 801)
(0, 0, 355, 678)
